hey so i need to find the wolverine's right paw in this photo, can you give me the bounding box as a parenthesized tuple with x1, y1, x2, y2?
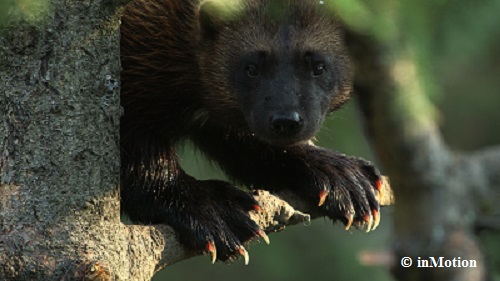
(169, 180, 268, 264)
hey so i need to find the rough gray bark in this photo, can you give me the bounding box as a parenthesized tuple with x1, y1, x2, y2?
(348, 31, 499, 281)
(1, 0, 124, 279)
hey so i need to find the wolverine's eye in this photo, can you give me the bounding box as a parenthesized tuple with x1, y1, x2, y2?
(312, 63, 326, 77)
(246, 63, 259, 77)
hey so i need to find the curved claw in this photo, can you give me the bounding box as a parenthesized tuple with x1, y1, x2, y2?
(206, 241, 217, 264)
(364, 213, 374, 233)
(318, 190, 328, 207)
(345, 214, 354, 231)
(237, 246, 249, 265)
(372, 209, 380, 231)
(375, 179, 382, 191)
(257, 229, 270, 245)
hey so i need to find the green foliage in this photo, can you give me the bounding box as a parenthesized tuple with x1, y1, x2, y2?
(0, 0, 51, 28)
(332, 0, 500, 102)
(328, 0, 398, 42)
(481, 232, 500, 281)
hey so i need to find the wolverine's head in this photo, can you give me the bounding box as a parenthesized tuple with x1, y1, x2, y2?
(197, 0, 352, 145)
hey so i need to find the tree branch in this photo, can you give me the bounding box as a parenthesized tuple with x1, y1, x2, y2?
(142, 190, 311, 273)
(347, 28, 492, 281)
(469, 145, 500, 194)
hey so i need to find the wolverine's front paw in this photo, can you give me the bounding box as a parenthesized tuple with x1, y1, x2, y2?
(170, 180, 268, 264)
(304, 148, 383, 232)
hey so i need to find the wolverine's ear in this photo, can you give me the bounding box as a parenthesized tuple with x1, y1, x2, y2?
(198, 0, 243, 41)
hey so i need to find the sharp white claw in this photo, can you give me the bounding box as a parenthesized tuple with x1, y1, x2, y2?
(238, 246, 249, 265)
(365, 214, 374, 233)
(258, 230, 270, 245)
(372, 209, 380, 231)
(345, 214, 354, 231)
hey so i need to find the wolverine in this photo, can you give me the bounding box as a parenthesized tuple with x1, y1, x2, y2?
(120, 0, 383, 263)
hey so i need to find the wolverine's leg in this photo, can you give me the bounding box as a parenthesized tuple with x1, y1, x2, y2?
(120, 135, 263, 262)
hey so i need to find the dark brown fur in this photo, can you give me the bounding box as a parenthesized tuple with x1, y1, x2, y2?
(120, 0, 381, 262)
(121, 0, 351, 136)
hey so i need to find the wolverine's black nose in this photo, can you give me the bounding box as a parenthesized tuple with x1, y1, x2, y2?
(270, 111, 303, 136)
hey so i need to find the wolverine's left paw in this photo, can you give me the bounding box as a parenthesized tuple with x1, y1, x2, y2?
(302, 147, 383, 232)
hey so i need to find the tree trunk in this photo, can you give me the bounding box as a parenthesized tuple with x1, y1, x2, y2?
(1, 0, 129, 279)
